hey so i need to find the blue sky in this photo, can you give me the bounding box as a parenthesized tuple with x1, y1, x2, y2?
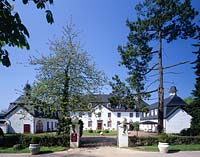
(0, 0, 199, 111)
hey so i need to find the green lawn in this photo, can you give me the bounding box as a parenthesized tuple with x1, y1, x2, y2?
(83, 130, 117, 136)
(134, 144, 200, 151)
(0, 146, 67, 153)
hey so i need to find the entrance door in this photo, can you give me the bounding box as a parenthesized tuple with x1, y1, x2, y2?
(97, 120, 102, 130)
(24, 124, 30, 133)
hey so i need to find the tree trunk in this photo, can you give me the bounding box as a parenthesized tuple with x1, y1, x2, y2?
(158, 30, 164, 134)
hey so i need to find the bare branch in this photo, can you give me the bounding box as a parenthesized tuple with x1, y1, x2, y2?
(150, 61, 189, 70)
(145, 79, 159, 91)
(163, 61, 189, 69)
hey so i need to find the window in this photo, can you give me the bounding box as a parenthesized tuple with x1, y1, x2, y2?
(47, 121, 50, 131)
(151, 110, 154, 116)
(108, 112, 111, 118)
(117, 112, 121, 118)
(51, 121, 53, 130)
(79, 112, 82, 118)
(155, 109, 158, 115)
(88, 112, 92, 117)
(55, 122, 57, 128)
(88, 121, 92, 127)
(107, 121, 112, 127)
(117, 121, 120, 125)
(98, 112, 101, 117)
(129, 112, 133, 118)
(136, 112, 140, 118)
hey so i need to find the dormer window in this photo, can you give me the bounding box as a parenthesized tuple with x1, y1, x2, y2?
(97, 112, 101, 117)
(88, 112, 92, 117)
(117, 112, 121, 118)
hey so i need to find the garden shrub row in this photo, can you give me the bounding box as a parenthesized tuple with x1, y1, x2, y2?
(0, 134, 69, 148)
(128, 135, 200, 147)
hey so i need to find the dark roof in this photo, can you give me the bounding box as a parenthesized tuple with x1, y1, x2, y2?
(140, 121, 158, 124)
(141, 94, 188, 120)
(169, 86, 177, 94)
(3, 95, 58, 119)
(89, 94, 148, 112)
(0, 113, 5, 119)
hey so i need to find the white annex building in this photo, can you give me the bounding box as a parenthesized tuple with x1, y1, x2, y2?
(0, 84, 58, 134)
(140, 86, 192, 133)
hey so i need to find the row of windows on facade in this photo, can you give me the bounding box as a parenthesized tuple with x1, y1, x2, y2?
(87, 120, 126, 128)
(142, 109, 158, 117)
(36, 120, 58, 132)
(79, 112, 140, 118)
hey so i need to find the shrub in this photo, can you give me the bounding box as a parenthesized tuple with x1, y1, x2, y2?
(88, 129, 93, 133)
(31, 136, 40, 144)
(180, 128, 200, 136)
(104, 129, 109, 133)
(97, 130, 101, 133)
(0, 128, 4, 136)
(128, 135, 200, 147)
(13, 144, 23, 150)
(158, 133, 169, 143)
(79, 119, 84, 137)
(0, 134, 70, 147)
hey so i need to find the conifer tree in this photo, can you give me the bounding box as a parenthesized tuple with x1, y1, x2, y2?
(118, 0, 198, 133)
(190, 28, 200, 135)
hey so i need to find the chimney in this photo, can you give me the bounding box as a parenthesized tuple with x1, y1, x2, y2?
(169, 86, 177, 96)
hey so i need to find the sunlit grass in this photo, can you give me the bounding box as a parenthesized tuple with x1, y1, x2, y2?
(134, 144, 200, 151)
(0, 146, 67, 153)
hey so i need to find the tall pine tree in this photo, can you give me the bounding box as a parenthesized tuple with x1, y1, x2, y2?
(118, 0, 198, 133)
(190, 27, 200, 136)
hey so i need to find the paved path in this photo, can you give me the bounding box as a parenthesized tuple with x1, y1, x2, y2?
(0, 147, 200, 157)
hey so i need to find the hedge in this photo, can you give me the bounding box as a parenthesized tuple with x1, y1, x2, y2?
(0, 134, 69, 148)
(129, 135, 200, 147)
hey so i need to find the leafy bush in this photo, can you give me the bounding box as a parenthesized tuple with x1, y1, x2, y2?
(129, 135, 200, 147)
(0, 128, 4, 136)
(180, 128, 200, 136)
(88, 129, 93, 133)
(79, 119, 84, 137)
(13, 144, 23, 150)
(31, 136, 41, 144)
(97, 130, 102, 133)
(0, 134, 70, 147)
(104, 129, 110, 133)
(158, 133, 169, 143)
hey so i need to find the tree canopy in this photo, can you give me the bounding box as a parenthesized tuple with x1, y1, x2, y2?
(116, 0, 199, 133)
(188, 27, 200, 135)
(0, 0, 54, 67)
(30, 21, 107, 114)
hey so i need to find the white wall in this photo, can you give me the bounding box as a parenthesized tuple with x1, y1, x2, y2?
(166, 108, 191, 133)
(80, 105, 141, 131)
(139, 119, 158, 132)
(6, 107, 34, 133)
(34, 118, 58, 132)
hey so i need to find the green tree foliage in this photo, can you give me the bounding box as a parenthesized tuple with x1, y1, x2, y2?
(184, 96, 194, 105)
(109, 75, 148, 112)
(118, 0, 198, 133)
(189, 28, 200, 135)
(0, 0, 54, 67)
(30, 22, 107, 134)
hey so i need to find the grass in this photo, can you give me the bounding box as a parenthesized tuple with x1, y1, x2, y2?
(134, 144, 200, 152)
(83, 130, 117, 136)
(0, 146, 67, 153)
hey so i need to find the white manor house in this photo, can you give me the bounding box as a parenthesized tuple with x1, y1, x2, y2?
(0, 85, 191, 134)
(77, 86, 191, 133)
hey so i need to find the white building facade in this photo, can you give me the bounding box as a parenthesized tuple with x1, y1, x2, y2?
(80, 104, 141, 131)
(139, 86, 192, 133)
